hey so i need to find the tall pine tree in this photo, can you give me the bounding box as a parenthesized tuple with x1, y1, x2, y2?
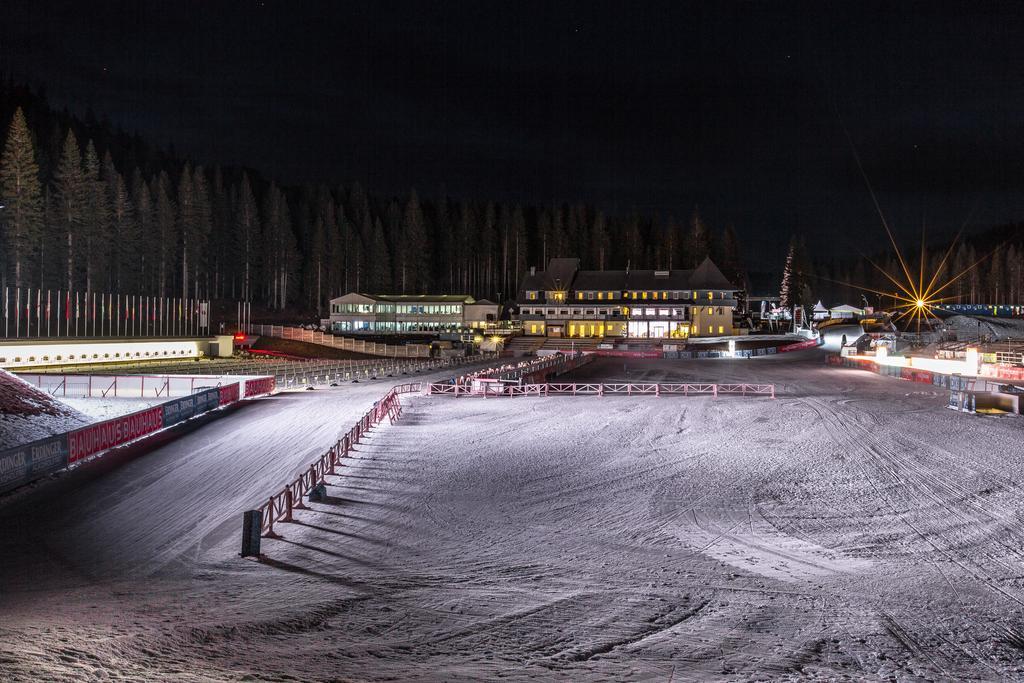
(0, 107, 43, 288)
(401, 189, 430, 293)
(52, 130, 86, 290)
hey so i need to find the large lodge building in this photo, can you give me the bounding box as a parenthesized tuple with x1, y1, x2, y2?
(516, 257, 740, 339)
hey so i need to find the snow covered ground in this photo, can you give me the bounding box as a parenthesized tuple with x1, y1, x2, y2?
(1, 353, 1024, 680)
(0, 369, 91, 449)
(55, 396, 168, 420)
(942, 314, 1024, 341)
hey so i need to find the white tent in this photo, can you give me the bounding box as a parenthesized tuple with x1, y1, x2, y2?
(829, 304, 864, 319)
(812, 300, 829, 321)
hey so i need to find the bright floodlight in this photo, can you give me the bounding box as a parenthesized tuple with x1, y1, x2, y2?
(916, 299, 925, 308)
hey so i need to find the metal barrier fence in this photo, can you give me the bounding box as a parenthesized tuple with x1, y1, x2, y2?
(248, 324, 431, 358)
(34, 353, 495, 390)
(15, 372, 275, 399)
(427, 381, 775, 398)
(273, 355, 491, 389)
(245, 383, 422, 546)
(443, 351, 591, 391)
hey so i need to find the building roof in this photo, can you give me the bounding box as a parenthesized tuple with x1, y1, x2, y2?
(518, 256, 738, 299)
(331, 293, 477, 304)
(572, 269, 628, 291)
(623, 269, 694, 291)
(689, 257, 735, 290)
(518, 258, 581, 293)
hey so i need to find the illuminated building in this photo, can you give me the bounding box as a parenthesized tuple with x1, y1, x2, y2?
(327, 293, 499, 335)
(515, 257, 739, 338)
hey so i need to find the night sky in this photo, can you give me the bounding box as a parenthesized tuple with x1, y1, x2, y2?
(4, 0, 1024, 266)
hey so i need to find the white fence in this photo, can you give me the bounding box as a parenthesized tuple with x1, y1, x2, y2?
(16, 372, 265, 399)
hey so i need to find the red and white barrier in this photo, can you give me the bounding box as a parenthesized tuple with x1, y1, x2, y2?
(777, 338, 822, 353)
(428, 381, 775, 398)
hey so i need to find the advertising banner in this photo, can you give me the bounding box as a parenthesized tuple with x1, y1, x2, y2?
(0, 433, 70, 494)
(243, 376, 276, 397)
(68, 406, 164, 464)
(219, 382, 240, 405)
(161, 388, 220, 428)
(777, 338, 823, 353)
(2, 383, 239, 494)
(591, 350, 663, 358)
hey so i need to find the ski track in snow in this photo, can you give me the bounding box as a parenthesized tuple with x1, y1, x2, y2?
(2, 352, 1024, 681)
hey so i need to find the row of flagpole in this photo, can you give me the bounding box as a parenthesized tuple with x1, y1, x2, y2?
(237, 300, 252, 334)
(2, 287, 212, 340)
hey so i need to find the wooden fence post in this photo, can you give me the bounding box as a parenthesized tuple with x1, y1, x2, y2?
(266, 497, 276, 536)
(283, 489, 293, 521)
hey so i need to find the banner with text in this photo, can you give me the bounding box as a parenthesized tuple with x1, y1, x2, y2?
(0, 433, 70, 494)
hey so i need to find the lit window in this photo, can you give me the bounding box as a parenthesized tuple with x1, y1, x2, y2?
(707, 307, 713, 314)
(597, 292, 604, 300)
(577, 292, 583, 300)
(718, 325, 724, 334)
(708, 291, 713, 300)
(692, 291, 697, 299)
(642, 292, 648, 299)
(708, 326, 713, 334)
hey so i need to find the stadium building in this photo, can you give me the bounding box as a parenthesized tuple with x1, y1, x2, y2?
(515, 257, 739, 338)
(327, 293, 499, 335)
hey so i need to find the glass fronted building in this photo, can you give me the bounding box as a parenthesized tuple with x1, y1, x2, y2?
(327, 293, 499, 335)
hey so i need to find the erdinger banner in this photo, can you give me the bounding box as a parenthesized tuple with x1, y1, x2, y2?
(0, 434, 70, 494)
(161, 388, 221, 428)
(68, 406, 164, 464)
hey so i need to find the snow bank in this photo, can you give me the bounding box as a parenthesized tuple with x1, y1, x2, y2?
(0, 369, 91, 450)
(54, 397, 169, 421)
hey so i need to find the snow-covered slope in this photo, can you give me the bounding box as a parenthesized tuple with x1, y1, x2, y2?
(0, 369, 91, 450)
